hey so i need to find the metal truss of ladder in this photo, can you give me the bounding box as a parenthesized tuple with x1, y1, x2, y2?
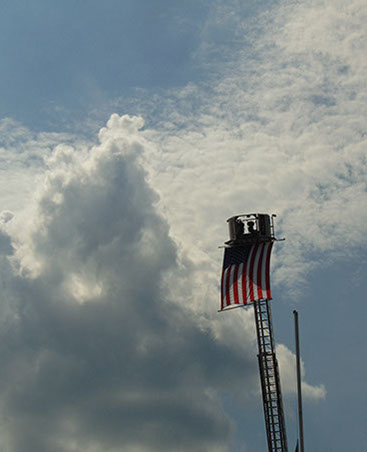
(254, 298, 288, 452)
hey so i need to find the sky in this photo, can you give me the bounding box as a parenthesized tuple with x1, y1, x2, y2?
(0, 0, 366, 451)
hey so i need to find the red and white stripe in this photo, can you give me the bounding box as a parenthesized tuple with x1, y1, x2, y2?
(221, 242, 273, 310)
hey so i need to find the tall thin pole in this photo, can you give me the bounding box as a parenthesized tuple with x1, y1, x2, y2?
(293, 310, 304, 452)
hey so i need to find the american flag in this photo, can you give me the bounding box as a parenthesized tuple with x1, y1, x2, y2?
(220, 241, 274, 310)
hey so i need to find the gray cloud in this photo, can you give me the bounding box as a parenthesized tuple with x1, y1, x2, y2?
(0, 115, 259, 452)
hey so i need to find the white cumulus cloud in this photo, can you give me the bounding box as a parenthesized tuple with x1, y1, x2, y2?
(0, 114, 266, 452)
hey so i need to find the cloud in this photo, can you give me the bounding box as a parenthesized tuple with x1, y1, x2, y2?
(0, 114, 272, 451)
(1, 0, 358, 448)
(139, 0, 367, 295)
(0, 117, 91, 214)
(277, 344, 326, 402)
(0, 210, 14, 224)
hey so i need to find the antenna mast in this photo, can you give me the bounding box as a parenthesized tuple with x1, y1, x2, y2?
(294, 310, 305, 452)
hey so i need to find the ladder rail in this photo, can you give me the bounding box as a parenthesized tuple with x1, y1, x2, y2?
(254, 299, 288, 452)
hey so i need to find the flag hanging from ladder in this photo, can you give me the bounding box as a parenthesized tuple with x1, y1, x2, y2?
(220, 242, 274, 310)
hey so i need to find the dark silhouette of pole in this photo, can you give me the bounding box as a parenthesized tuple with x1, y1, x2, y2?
(293, 310, 304, 452)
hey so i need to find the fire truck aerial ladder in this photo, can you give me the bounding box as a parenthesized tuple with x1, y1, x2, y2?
(220, 213, 288, 452)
